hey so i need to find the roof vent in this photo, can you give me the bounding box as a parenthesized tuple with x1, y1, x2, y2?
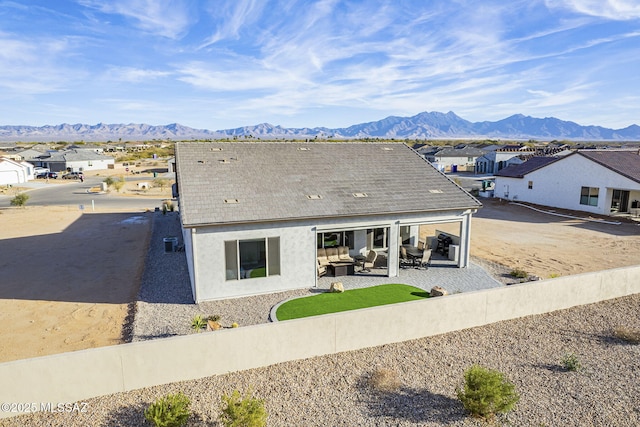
(197, 160, 206, 164)
(224, 198, 239, 204)
(428, 189, 444, 194)
(298, 147, 311, 151)
(306, 194, 323, 200)
(352, 192, 368, 198)
(381, 147, 394, 151)
(218, 159, 229, 164)
(210, 147, 223, 151)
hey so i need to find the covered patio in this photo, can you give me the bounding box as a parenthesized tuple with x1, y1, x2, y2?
(317, 252, 503, 294)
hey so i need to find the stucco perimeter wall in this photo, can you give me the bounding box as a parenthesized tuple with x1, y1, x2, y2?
(1, 265, 639, 418)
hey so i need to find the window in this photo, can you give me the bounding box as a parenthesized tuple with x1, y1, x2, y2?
(367, 227, 389, 249)
(580, 187, 599, 207)
(528, 181, 533, 189)
(225, 237, 280, 280)
(317, 231, 354, 249)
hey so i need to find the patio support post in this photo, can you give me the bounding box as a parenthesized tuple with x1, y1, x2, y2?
(388, 223, 399, 277)
(459, 212, 472, 268)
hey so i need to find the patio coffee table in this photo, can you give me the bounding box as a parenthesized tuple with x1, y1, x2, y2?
(329, 263, 354, 277)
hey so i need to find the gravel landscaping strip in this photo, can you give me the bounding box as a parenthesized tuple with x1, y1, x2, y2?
(3, 294, 638, 426)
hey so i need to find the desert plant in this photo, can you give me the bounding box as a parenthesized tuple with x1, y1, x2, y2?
(368, 367, 401, 392)
(104, 176, 115, 187)
(456, 365, 519, 420)
(509, 268, 528, 279)
(231, 322, 239, 328)
(154, 177, 169, 190)
(219, 389, 267, 427)
(613, 326, 640, 344)
(112, 176, 125, 193)
(10, 193, 29, 207)
(190, 315, 206, 333)
(144, 392, 191, 427)
(561, 353, 581, 372)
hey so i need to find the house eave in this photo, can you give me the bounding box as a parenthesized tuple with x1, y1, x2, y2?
(181, 205, 481, 229)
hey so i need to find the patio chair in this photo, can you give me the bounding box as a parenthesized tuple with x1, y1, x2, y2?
(317, 248, 330, 267)
(317, 259, 327, 277)
(338, 246, 354, 262)
(399, 246, 412, 268)
(361, 250, 377, 272)
(420, 249, 432, 269)
(326, 247, 341, 263)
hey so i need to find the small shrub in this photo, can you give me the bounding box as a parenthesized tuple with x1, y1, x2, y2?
(10, 193, 29, 207)
(208, 314, 221, 322)
(561, 353, 581, 372)
(368, 368, 401, 392)
(219, 389, 267, 427)
(456, 365, 519, 420)
(231, 322, 239, 328)
(104, 176, 114, 187)
(144, 392, 190, 427)
(509, 268, 528, 279)
(190, 315, 206, 333)
(613, 326, 640, 344)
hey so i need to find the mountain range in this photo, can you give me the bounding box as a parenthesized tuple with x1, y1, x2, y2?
(1, 111, 639, 142)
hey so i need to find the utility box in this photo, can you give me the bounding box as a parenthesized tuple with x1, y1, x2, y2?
(163, 237, 178, 253)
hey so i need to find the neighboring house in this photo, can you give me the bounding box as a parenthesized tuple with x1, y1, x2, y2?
(0, 158, 33, 185)
(33, 149, 115, 172)
(494, 150, 640, 216)
(12, 148, 46, 162)
(475, 148, 534, 175)
(422, 146, 485, 173)
(175, 142, 482, 302)
(68, 144, 105, 154)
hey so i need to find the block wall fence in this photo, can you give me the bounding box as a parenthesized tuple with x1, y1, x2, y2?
(1, 265, 639, 419)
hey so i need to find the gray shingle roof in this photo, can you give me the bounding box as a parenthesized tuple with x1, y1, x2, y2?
(176, 142, 482, 227)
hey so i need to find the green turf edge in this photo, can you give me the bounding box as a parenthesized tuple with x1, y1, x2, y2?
(275, 284, 429, 321)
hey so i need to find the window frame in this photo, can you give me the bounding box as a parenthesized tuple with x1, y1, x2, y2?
(579, 186, 599, 207)
(225, 237, 281, 281)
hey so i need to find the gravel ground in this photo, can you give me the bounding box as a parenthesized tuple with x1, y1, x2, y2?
(3, 294, 638, 427)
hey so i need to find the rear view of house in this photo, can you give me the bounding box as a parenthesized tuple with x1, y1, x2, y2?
(175, 142, 482, 302)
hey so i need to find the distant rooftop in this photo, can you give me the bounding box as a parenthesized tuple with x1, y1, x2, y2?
(175, 142, 481, 227)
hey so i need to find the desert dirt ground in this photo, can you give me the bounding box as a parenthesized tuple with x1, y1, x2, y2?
(0, 170, 173, 363)
(1, 194, 639, 363)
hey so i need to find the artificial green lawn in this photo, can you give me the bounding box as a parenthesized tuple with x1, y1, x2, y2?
(275, 284, 429, 320)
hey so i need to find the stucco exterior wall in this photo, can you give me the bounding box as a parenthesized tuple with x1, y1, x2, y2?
(494, 154, 640, 215)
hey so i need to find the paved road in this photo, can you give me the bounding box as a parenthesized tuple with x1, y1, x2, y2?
(0, 175, 168, 211)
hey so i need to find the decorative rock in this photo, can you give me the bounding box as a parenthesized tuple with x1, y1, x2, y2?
(430, 286, 448, 297)
(329, 282, 344, 293)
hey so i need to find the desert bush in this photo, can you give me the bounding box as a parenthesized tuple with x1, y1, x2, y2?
(561, 353, 581, 372)
(613, 326, 640, 344)
(456, 365, 519, 420)
(190, 315, 206, 333)
(509, 268, 528, 279)
(10, 193, 29, 207)
(104, 176, 114, 187)
(112, 176, 125, 193)
(219, 389, 267, 427)
(368, 368, 401, 392)
(144, 392, 190, 427)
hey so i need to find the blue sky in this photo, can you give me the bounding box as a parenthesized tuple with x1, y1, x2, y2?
(1, 0, 639, 130)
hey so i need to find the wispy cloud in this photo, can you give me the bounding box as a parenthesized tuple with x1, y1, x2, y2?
(78, 0, 194, 39)
(546, 0, 640, 20)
